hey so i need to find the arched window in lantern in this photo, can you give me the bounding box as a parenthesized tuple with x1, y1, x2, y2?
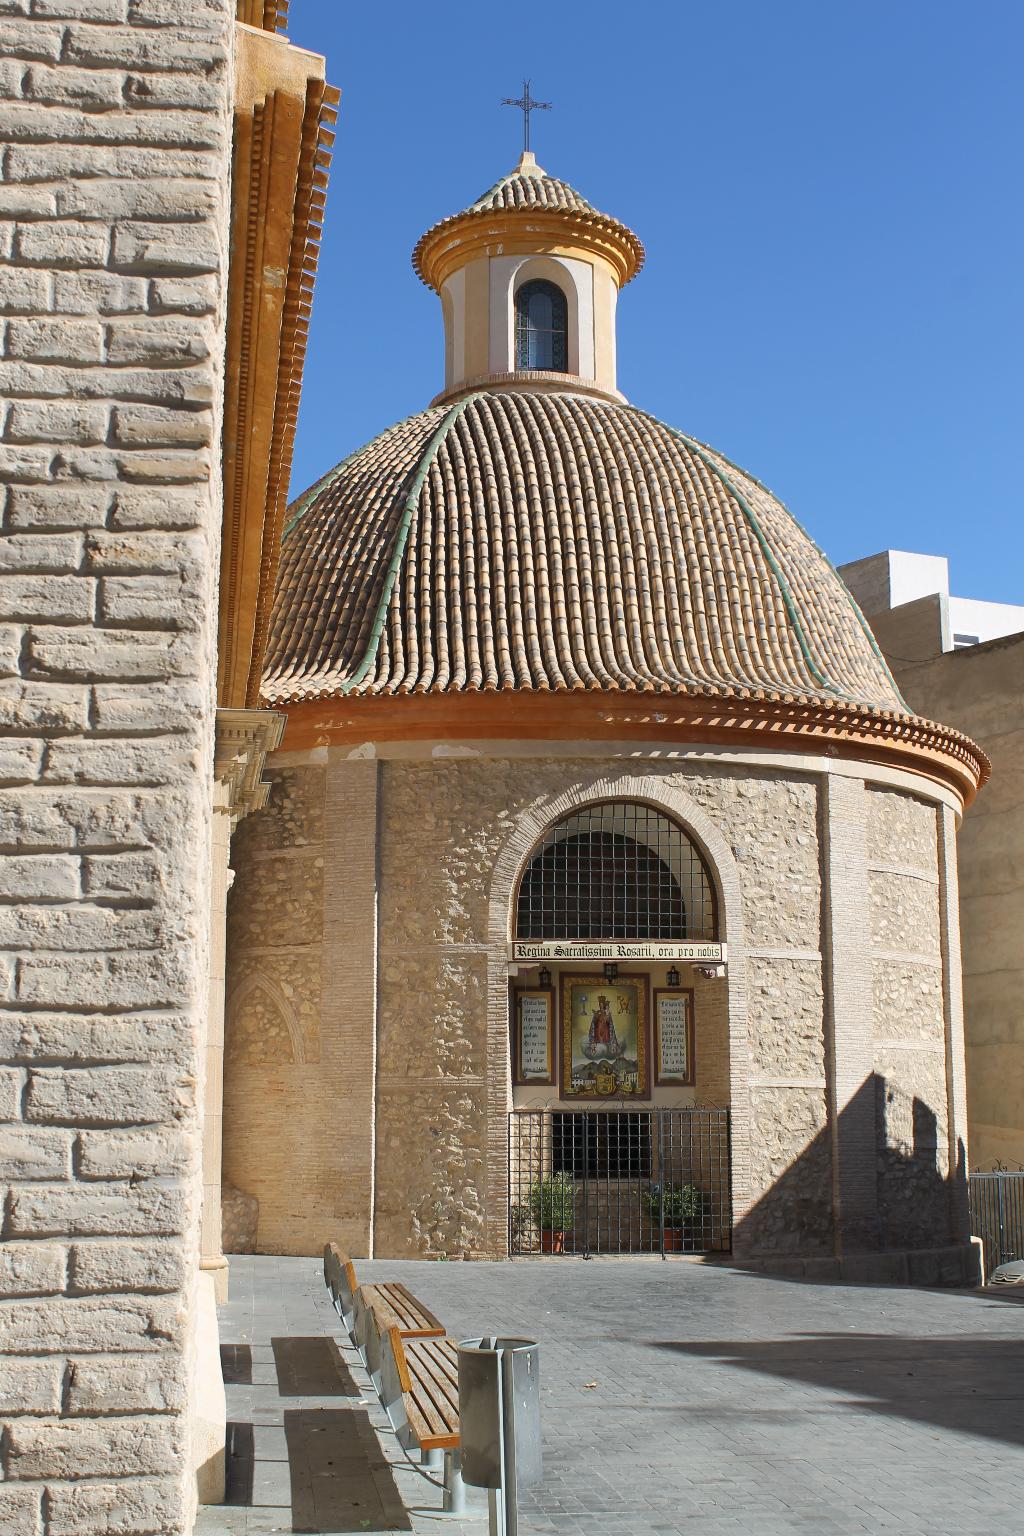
(515, 279, 569, 372)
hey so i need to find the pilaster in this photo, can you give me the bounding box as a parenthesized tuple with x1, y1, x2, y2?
(822, 773, 879, 1251)
(938, 804, 971, 1240)
(325, 755, 379, 1255)
(203, 707, 285, 1299)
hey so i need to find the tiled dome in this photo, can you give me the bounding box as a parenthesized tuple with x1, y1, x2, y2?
(262, 389, 907, 714)
(412, 153, 645, 288)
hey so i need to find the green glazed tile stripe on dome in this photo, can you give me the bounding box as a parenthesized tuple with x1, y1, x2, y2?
(267, 391, 906, 712)
(281, 452, 358, 542)
(340, 392, 485, 694)
(281, 404, 436, 543)
(691, 437, 910, 713)
(662, 425, 845, 700)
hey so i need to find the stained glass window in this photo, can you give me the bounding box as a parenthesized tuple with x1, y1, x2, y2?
(515, 279, 568, 372)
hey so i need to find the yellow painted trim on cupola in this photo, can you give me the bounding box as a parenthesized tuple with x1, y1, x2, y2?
(414, 208, 644, 292)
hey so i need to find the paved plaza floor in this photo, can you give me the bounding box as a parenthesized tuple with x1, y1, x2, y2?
(196, 1253, 1024, 1536)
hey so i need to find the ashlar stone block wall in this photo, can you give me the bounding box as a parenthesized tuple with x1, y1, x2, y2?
(0, 4, 233, 1533)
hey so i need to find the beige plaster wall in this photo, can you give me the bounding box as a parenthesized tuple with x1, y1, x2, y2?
(836, 584, 1023, 1173)
(441, 245, 620, 396)
(884, 632, 1024, 1170)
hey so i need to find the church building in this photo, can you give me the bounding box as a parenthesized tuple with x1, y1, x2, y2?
(223, 150, 987, 1280)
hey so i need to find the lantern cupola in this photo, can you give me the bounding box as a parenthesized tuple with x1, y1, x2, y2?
(412, 150, 645, 403)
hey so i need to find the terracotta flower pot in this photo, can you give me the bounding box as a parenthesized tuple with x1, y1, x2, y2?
(540, 1229, 565, 1254)
(661, 1227, 690, 1253)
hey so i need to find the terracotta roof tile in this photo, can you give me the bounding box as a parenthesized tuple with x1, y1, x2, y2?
(412, 155, 645, 287)
(468, 165, 597, 215)
(263, 390, 908, 715)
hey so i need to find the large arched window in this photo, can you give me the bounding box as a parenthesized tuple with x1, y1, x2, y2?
(515, 802, 716, 941)
(515, 279, 568, 372)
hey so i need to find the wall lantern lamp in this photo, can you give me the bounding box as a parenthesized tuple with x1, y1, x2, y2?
(538, 965, 552, 988)
(604, 962, 619, 982)
(666, 965, 681, 988)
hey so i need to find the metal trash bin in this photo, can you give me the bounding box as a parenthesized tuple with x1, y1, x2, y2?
(458, 1337, 541, 1533)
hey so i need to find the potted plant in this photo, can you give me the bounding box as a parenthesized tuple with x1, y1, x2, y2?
(642, 1182, 707, 1251)
(527, 1172, 577, 1253)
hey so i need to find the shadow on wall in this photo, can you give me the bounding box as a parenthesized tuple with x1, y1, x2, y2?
(222, 1183, 259, 1254)
(732, 1072, 970, 1273)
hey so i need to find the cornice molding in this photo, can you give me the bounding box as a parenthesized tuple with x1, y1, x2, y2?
(215, 707, 286, 820)
(219, 24, 339, 710)
(429, 371, 627, 409)
(271, 691, 988, 810)
(413, 207, 644, 292)
(235, 0, 288, 31)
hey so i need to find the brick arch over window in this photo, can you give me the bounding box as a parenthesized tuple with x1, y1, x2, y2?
(482, 773, 752, 1256)
(513, 800, 718, 942)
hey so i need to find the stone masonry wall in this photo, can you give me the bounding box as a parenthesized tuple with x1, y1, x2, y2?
(0, 6, 232, 1534)
(867, 786, 951, 1248)
(224, 755, 830, 1261)
(375, 759, 831, 1259)
(224, 752, 963, 1265)
(223, 763, 327, 1255)
(687, 774, 831, 1258)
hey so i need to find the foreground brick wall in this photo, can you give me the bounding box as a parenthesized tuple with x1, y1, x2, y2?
(0, 3, 233, 1532)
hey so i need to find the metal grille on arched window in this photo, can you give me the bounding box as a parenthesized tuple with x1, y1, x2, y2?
(515, 803, 716, 941)
(515, 279, 568, 371)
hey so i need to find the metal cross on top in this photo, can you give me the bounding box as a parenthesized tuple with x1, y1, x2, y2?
(501, 79, 552, 154)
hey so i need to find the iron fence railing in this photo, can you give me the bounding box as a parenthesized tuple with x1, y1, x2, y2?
(969, 1171, 1024, 1276)
(509, 1108, 731, 1257)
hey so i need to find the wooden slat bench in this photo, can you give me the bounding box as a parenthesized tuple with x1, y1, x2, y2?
(322, 1242, 358, 1332)
(354, 1282, 445, 1385)
(378, 1322, 465, 1514)
(320, 1243, 466, 1516)
(322, 1246, 443, 1349)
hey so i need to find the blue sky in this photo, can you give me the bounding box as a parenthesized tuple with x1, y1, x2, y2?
(286, 1, 1022, 604)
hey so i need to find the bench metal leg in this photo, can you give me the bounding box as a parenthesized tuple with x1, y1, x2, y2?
(422, 1446, 443, 1471)
(442, 1450, 466, 1516)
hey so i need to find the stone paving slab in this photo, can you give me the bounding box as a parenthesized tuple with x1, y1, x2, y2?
(196, 1255, 1024, 1535)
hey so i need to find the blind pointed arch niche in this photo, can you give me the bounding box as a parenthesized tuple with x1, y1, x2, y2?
(515, 802, 717, 942)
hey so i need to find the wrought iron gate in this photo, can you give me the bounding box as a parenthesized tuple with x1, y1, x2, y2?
(969, 1172, 1024, 1275)
(509, 1108, 731, 1257)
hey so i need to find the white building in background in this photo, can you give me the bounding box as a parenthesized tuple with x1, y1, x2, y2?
(840, 549, 1024, 651)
